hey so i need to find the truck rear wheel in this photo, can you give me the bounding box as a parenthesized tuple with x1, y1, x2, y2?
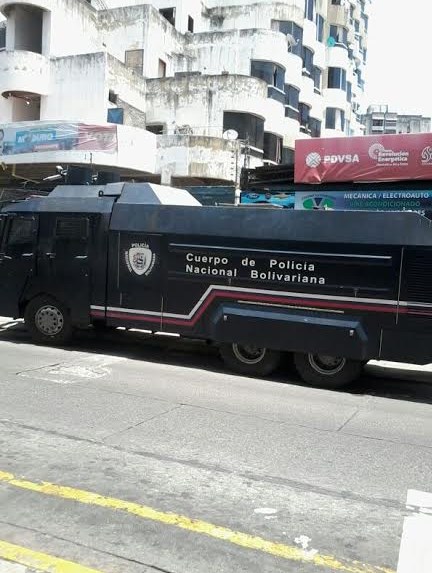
(293, 352, 362, 389)
(219, 343, 281, 376)
(25, 295, 73, 345)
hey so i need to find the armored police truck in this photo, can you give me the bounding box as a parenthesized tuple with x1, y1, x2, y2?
(1, 182, 432, 389)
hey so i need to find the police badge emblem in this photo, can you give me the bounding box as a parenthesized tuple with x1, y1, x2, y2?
(125, 243, 155, 276)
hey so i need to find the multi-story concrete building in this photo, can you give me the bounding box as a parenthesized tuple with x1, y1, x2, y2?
(0, 0, 371, 185)
(362, 105, 431, 136)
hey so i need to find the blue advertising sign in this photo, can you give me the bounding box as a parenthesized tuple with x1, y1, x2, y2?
(294, 190, 432, 214)
(0, 122, 117, 156)
(241, 191, 295, 208)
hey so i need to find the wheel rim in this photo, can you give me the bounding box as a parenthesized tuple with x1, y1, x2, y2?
(308, 354, 346, 376)
(232, 343, 266, 365)
(35, 305, 64, 336)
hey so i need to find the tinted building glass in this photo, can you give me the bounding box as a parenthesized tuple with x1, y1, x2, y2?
(223, 112, 264, 150)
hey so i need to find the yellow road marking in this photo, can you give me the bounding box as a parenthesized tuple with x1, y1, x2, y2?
(0, 539, 104, 573)
(0, 470, 394, 573)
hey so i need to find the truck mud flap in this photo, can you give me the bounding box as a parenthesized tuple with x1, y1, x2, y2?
(210, 303, 370, 361)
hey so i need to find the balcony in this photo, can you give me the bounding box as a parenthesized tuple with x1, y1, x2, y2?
(0, 0, 52, 11)
(323, 87, 348, 112)
(326, 45, 350, 69)
(299, 75, 315, 107)
(286, 52, 303, 82)
(157, 135, 241, 182)
(327, 4, 350, 27)
(303, 19, 317, 50)
(0, 50, 50, 97)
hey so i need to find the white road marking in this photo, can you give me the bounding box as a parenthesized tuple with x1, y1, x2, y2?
(253, 507, 278, 515)
(406, 489, 432, 512)
(397, 490, 432, 573)
(293, 535, 318, 560)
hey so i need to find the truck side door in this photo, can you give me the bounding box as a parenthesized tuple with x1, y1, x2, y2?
(0, 214, 38, 318)
(43, 215, 92, 324)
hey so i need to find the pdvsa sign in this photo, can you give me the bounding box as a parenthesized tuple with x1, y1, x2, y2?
(305, 152, 360, 167)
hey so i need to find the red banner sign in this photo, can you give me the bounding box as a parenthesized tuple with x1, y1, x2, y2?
(294, 133, 432, 183)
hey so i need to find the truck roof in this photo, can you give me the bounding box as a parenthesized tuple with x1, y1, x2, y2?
(2, 183, 432, 247)
(0, 182, 201, 215)
(111, 203, 432, 246)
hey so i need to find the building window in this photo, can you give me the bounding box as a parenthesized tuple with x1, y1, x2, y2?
(125, 49, 144, 75)
(188, 15, 194, 32)
(250, 61, 285, 90)
(223, 111, 264, 151)
(362, 14, 369, 32)
(345, 119, 351, 136)
(285, 85, 300, 108)
(282, 147, 295, 165)
(267, 87, 285, 104)
(158, 59, 167, 78)
(331, 0, 342, 4)
(299, 103, 311, 133)
(311, 66, 321, 93)
(327, 67, 347, 90)
(315, 14, 324, 42)
(274, 21, 303, 57)
(363, 48, 367, 64)
(159, 7, 175, 26)
(285, 84, 300, 120)
(146, 124, 164, 135)
(304, 0, 315, 22)
(302, 47, 314, 76)
(263, 132, 282, 163)
(107, 108, 124, 124)
(0, 26, 5, 49)
(108, 90, 118, 104)
(325, 107, 345, 131)
(309, 117, 321, 138)
(329, 25, 348, 47)
(347, 81, 352, 102)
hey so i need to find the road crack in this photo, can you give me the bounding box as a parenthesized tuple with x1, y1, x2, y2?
(15, 362, 64, 376)
(102, 404, 183, 440)
(337, 407, 360, 432)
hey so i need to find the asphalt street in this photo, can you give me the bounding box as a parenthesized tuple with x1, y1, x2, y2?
(0, 318, 431, 572)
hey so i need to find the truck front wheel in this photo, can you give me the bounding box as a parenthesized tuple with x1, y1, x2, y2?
(24, 296, 73, 345)
(219, 343, 281, 376)
(294, 352, 362, 389)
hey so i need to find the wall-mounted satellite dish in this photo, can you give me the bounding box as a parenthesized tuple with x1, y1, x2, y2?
(326, 36, 336, 47)
(223, 129, 239, 141)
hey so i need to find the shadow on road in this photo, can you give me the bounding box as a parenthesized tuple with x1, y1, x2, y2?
(1, 319, 432, 405)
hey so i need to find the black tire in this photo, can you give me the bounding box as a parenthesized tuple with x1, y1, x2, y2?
(293, 352, 362, 389)
(24, 295, 73, 345)
(219, 342, 281, 376)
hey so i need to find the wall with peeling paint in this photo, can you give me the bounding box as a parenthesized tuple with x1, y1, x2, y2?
(42, 53, 108, 123)
(0, 0, 371, 182)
